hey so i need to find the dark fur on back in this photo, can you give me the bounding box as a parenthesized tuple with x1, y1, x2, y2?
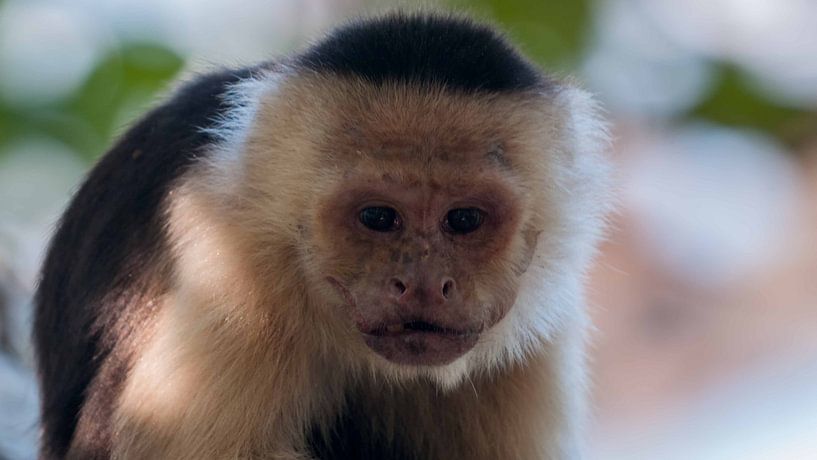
(297, 13, 546, 93)
(33, 66, 261, 459)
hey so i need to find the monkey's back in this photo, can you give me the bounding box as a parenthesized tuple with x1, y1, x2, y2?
(33, 67, 259, 459)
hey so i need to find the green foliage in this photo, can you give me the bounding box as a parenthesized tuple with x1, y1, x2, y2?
(447, 0, 590, 71)
(687, 64, 815, 147)
(0, 43, 184, 162)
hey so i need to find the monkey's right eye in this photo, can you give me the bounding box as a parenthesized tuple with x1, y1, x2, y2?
(359, 207, 401, 232)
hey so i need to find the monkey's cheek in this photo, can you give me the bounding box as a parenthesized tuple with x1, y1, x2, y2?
(363, 332, 478, 366)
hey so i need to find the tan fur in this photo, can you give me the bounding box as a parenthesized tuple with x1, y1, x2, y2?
(112, 181, 349, 459)
(112, 71, 609, 458)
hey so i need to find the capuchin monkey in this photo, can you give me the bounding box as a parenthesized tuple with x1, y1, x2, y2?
(34, 12, 612, 460)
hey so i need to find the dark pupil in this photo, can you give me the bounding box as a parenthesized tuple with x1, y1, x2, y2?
(446, 208, 484, 234)
(360, 207, 399, 232)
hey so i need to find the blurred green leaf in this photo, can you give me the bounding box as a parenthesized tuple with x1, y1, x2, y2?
(688, 64, 815, 147)
(0, 42, 184, 162)
(446, 0, 591, 71)
(63, 42, 185, 160)
(0, 105, 19, 146)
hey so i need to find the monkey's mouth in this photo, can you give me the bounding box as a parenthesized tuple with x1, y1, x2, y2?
(325, 277, 480, 365)
(361, 319, 480, 366)
(367, 320, 470, 337)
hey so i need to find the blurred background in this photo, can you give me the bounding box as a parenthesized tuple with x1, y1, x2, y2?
(0, 0, 815, 458)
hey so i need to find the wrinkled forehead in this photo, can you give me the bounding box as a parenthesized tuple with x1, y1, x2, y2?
(268, 74, 563, 182)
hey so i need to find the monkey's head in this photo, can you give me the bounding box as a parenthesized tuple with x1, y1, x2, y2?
(206, 15, 611, 386)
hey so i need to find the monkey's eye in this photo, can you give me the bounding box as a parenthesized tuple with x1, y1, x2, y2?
(444, 208, 485, 234)
(359, 207, 401, 232)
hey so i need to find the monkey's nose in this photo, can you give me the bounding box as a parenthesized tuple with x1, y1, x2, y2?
(388, 277, 455, 305)
(441, 278, 456, 300)
(388, 278, 408, 298)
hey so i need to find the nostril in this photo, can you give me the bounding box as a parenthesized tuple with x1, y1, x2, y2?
(441, 278, 455, 300)
(389, 278, 407, 297)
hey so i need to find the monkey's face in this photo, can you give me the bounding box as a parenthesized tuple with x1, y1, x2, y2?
(270, 82, 560, 372)
(238, 79, 574, 375)
(314, 166, 527, 367)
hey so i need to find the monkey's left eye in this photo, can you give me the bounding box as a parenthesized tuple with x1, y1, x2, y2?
(359, 207, 401, 232)
(444, 208, 485, 234)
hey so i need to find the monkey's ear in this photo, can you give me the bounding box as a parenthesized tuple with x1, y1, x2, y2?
(555, 83, 616, 219)
(556, 84, 611, 166)
(198, 69, 287, 195)
(203, 70, 285, 160)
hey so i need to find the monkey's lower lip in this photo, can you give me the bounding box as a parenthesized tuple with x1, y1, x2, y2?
(362, 321, 479, 366)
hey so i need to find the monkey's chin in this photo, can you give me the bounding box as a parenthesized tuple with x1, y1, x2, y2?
(362, 331, 479, 366)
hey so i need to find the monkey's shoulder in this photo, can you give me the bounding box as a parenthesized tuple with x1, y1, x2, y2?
(32, 64, 270, 458)
(37, 65, 266, 298)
